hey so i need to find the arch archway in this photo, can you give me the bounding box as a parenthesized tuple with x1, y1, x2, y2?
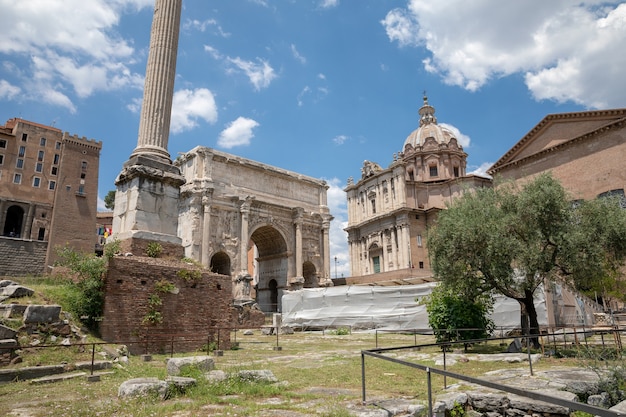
(3, 205, 24, 237)
(210, 251, 231, 276)
(251, 225, 288, 312)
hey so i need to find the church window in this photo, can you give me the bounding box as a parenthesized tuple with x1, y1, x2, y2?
(408, 169, 414, 181)
(453, 166, 459, 177)
(371, 199, 376, 214)
(429, 165, 438, 177)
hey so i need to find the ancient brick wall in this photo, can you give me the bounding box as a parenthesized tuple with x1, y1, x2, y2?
(101, 256, 234, 354)
(0, 238, 47, 277)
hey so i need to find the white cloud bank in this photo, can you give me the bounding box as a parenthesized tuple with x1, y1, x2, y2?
(382, 1, 626, 108)
(218, 117, 260, 148)
(171, 88, 219, 134)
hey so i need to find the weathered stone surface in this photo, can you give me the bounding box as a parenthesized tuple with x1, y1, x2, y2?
(0, 324, 17, 340)
(610, 399, 626, 414)
(118, 377, 168, 398)
(508, 389, 578, 414)
(23, 305, 61, 324)
(166, 376, 197, 392)
(166, 356, 214, 376)
(468, 393, 509, 411)
(235, 369, 278, 383)
(1, 285, 34, 299)
(0, 365, 65, 383)
(0, 280, 17, 288)
(206, 370, 228, 383)
(588, 392, 611, 408)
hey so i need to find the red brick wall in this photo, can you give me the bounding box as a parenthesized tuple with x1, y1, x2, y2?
(101, 256, 234, 354)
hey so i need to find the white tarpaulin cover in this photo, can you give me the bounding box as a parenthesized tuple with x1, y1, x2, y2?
(281, 282, 549, 331)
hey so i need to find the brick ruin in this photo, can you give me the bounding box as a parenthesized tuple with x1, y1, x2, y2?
(101, 256, 265, 354)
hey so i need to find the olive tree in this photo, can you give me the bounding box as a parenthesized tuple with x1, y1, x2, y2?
(428, 173, 626, 346)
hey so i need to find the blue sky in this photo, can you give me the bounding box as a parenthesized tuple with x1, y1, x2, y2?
(1, 0, 625, 278)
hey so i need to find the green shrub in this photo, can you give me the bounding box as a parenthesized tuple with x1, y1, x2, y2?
(146, 242, 162, 258)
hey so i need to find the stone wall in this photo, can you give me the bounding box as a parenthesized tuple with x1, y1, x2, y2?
(0, 238, 47, 277)
(101, 256, 234, 354)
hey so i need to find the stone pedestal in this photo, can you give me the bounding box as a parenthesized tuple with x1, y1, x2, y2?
(110, 155, 185, 252)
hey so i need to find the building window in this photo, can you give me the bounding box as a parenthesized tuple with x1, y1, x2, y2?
(408, 169, 415, 181)
(38, 150, 44, 161)
(35, 162, 43, 173)
(417, 235, 422, 247)
(419, 261, 424, 269)
(13, 173, 22, 184)
(38, 228, 45, 241)
(81, 161, 88, 171)
(51, 166, 58, 176)
(53, 154, 60, 164)
(429, 165, 438, 177)
(0, 154, 3, 165)
(16, 158, 24, 169)
(21, 133, 28, 141)
(40, 137, 46, 146)
(77, 184, 85, 196)
(80, 172, 86, 179)
(19, 146, 26, 157)
(453, 166, 459, 177)
(371, 199, 376, 214)
(33, 177, 41, 187)
(49, 180, 56, 190)
(55, 141, 61, 150)
(0, 139, 6, 148)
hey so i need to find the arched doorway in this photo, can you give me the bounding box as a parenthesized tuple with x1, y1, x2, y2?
(303, 261, 317, 288)
(3, 205, 24, 237)
(251, 225, 288, 312)
(268, 279, 278, 312)
(368, 243, 383, 274)
(210, 251, 231, 275)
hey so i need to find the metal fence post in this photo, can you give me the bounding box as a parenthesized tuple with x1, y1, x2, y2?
(427, 367, 433, 417)
(361, 352, 366, 404)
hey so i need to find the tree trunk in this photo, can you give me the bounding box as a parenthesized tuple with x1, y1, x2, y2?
(518, 289, 541, 349)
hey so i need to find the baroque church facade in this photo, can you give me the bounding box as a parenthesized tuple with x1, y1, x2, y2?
(344, 97, 491, 284)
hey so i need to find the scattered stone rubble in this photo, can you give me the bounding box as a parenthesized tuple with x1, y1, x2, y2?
(0, 279, 87, 366)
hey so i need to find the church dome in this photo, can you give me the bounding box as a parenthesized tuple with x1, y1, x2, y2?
(403, 96, 458, 148)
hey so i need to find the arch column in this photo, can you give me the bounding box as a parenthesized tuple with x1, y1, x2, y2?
(201, 194, 211, 267)
(293, 208, 304, 279)
(24, 204, 35, 239)
(238, 197, 253, 276)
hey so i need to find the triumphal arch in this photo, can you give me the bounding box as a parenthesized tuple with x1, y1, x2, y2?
(175, 146, 334, 312)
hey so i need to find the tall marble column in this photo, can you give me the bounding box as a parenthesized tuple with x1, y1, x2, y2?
(130, 0, 181, 163)
(110, 0, 185, 255)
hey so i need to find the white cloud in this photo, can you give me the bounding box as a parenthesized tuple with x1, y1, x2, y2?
(291, 44, 307, 64)
(297, 86, 311, 106)
(227, 57, 277, 91)
(218, 117, 260, 148)
(333, 135, 349, 145)
(0, 0, 151, 110)
(183, 18, 230, 37)
(382, 1, 626, 108)
(468, 162, 494, 178)
(325, 177, 350, 278)
(440, 123, 470, 148)
(204, 45, 223, 60)
(320, 0, 339, 9)
(0, 80, 20, 99)
(171, 88, 219, 134)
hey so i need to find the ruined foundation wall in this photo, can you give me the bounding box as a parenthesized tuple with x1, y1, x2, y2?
(101, 256, 232, 354)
